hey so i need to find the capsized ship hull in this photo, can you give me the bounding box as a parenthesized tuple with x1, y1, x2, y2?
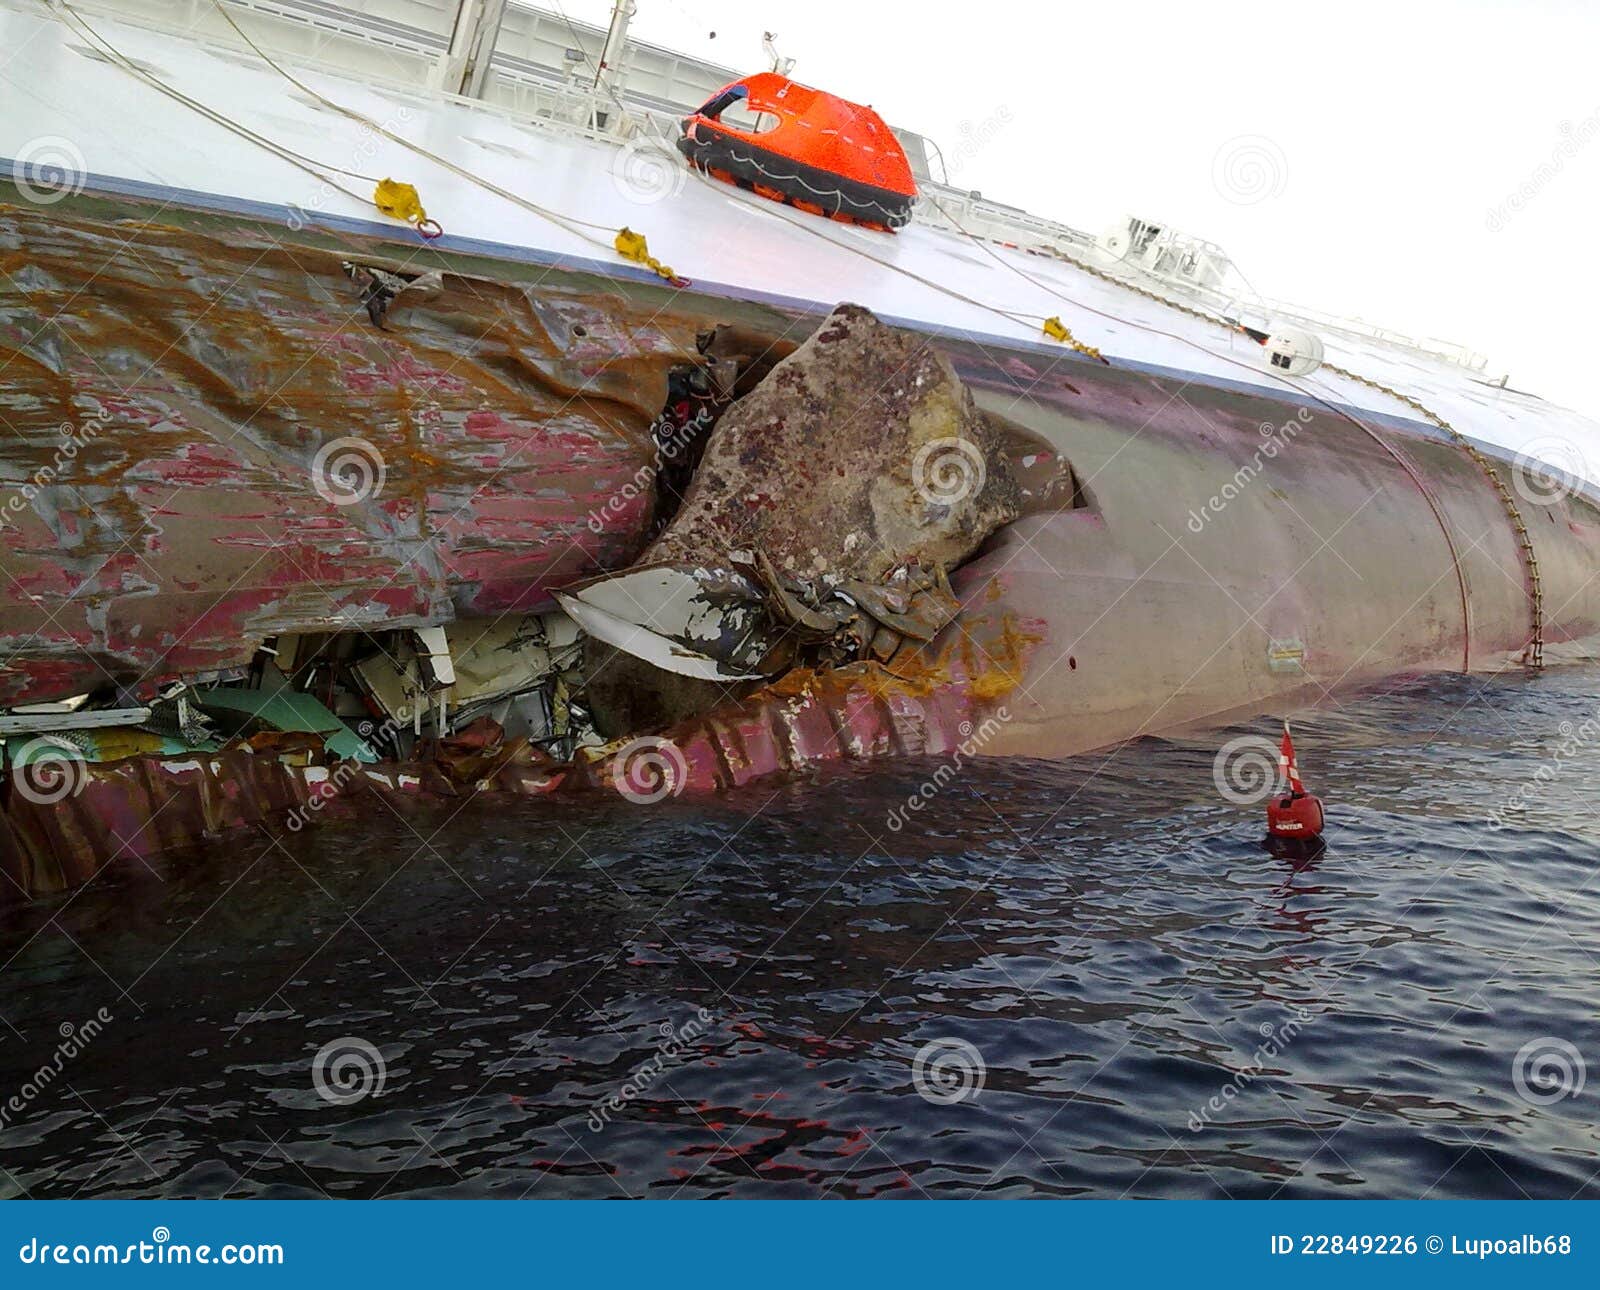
(3, 0, 1599, 898)
(6, 194, 1595, 729)
(4, 190, 1600, 901)
(953, 355, 1600, 758)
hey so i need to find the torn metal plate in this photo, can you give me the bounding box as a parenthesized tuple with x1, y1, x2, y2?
(555, 592, 765, 682)
(557, 562, 775, 680)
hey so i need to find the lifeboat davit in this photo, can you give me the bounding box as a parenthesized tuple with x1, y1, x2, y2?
(677, 73, 918, 231)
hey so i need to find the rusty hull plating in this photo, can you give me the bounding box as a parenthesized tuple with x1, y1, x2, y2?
(0, 205, 700, 703)
(3, 197, 1600, 900)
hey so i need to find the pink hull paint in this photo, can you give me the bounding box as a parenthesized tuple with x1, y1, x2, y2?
(6, 204, 1600, 900)
(0, 207, 697, 704)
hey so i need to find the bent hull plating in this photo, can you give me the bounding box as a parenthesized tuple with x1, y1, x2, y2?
(3, 0, 1600, 899)
(2, 195, 1596, 755)
(943, 356, 1600, 760)
(0, 199, 695, 704)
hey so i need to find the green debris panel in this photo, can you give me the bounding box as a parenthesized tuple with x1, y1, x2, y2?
(195, 689, 377, 762)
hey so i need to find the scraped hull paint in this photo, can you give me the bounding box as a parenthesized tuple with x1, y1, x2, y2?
(0, 203, 696, 703)
(3, 196, 1600, 898)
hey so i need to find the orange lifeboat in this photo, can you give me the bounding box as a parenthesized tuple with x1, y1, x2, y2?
(677, 72, 917, 231)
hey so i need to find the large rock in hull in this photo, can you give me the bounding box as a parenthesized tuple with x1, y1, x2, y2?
(652, 303, 1022, 580)
(562, 305, 1023, 729)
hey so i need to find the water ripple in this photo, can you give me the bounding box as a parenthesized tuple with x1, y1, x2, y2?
(2, 671, 1598, 1197)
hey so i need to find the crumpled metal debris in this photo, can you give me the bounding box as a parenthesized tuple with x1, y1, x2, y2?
(349, 610, 593, 754)
(560, 303, 1020, 731)
(141, 684, 221, 748)
(192, 685, 375, 762)
(340, 261, 443, 330)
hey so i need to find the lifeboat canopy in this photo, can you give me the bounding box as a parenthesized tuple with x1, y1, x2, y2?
(677, 72, 918, 231)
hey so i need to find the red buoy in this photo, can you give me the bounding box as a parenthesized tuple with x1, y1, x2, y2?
(1267, 790, 1324, 837)
(1266, 721, 1324, 838)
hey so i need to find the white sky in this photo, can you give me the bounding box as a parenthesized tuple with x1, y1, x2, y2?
(559, 0, 1600, 418)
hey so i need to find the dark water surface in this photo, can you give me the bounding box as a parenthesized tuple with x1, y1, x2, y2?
(2, 670, 1598, 1198)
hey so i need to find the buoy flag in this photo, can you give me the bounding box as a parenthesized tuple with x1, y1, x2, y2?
(1279, 721, 1305, 795)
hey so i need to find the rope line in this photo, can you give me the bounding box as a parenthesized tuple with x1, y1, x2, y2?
(206, 0, 619, 248)
(59, 3, 375, 208)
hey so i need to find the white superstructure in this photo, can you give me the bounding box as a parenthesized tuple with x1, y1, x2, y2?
(4, 0, 1597, 492)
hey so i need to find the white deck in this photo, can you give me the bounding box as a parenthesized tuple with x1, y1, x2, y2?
(4, 0, 1599, 493)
